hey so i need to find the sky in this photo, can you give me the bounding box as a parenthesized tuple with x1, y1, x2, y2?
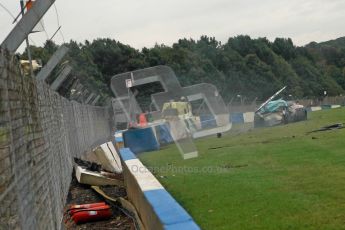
(1, 0, 345, 52)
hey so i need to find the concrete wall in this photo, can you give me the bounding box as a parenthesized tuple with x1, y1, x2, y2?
(0, 50, 113, 229)
(119, 148, 200, 230)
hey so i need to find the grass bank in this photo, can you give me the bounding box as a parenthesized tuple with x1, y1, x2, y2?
(139, 108, 345, 230)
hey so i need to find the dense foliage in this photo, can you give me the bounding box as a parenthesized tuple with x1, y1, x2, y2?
(23, 36, 345, 103)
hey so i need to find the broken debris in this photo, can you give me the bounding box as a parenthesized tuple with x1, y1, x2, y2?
(307, 123, 344, 134)
(63, 177, 133, 230)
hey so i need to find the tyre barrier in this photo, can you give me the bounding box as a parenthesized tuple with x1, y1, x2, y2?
(119, 148, 200, 230)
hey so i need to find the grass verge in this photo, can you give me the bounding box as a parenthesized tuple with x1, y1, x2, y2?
(139, 108, 345, 230)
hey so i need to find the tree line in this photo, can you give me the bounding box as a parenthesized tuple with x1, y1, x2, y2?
(21, 35, 345, 104)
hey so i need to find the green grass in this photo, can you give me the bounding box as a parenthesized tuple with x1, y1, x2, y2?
(139, 108, 345, 230)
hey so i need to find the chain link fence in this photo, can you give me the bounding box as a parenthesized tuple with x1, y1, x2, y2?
(0, 49, 113, 230)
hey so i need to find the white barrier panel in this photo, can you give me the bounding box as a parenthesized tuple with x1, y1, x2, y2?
(243, 112, 255, 123)
(99, 142, 123, 173)
(310, 106, 322, 111)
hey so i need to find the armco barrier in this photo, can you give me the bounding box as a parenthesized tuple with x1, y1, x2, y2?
(119, 148, 200, 230)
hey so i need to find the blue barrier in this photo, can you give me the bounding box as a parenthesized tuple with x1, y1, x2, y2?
(114, 130, 124, 142)
(123, 127, 160, 154)
(230, 113, 244, 124)
(119, 148, 200, 230)
(199, 114, 217, 129)
(321, 105, 332, 109)
(144, 189, 200, 229)
(157, 124, 174, 144)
